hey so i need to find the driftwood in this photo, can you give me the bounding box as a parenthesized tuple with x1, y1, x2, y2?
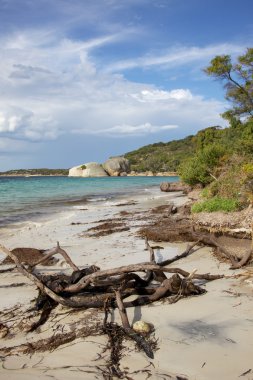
(193, 228, 253, 269)
(115, 290, 154, 358)
(0, 239, 224, 361)
(29, 241, 79, 271)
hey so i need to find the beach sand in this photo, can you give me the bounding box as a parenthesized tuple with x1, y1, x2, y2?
(0, 189, 253, 380)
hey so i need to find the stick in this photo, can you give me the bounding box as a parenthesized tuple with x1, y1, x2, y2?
(64, 263, 223, 293)
(115, 290, 154, 359)
(30, 242, 79, 271)
(115, 290, 130, 329)
(159, 241, 200, 267)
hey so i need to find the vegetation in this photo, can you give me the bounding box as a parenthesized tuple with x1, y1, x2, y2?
(204, 48, 253, 118)
(0, 168, 69, 176)
(125, 135, 195, 172)
(179, 48, 253, 210)
(124, 48, 253, 211)
(191, 197, 240, 213)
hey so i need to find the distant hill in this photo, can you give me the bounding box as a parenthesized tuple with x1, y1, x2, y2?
(0, 168, 69, 176)
(124, 134, 196, 173)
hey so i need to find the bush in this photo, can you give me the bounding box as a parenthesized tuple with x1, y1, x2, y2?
(191, 197, 240, 213)
(80, 165, 86, 170)
(179, 144, 226, 186)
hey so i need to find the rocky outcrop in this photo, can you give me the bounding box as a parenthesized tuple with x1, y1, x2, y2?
(160, 181, 192, 193)
(103, 157, 130, 177)
(69, 163, 108, 177)
(69, 166, 83, 177)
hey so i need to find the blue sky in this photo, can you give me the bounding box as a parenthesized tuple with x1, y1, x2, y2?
(0, 0, 252, 170)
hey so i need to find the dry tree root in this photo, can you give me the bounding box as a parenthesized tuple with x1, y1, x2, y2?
(0, 239, 224, 362)
(193, 231, 253, 269)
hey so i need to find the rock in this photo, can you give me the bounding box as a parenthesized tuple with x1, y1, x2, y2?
(132, 320, 151, 334)
(69, 165, 83, 177)
(69, 163, 108, 177)
(81, 162, 108, 177)
(103, 157, 130, 177)
(160, 181, 192, 193)
(120, 172, 127, 176)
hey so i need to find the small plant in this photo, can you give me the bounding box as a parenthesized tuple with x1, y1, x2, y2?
(80, 165, 86, 170)
(191, 197, 240, 213)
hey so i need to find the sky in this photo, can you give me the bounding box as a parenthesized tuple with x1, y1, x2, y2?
(0, 0, 252, 170)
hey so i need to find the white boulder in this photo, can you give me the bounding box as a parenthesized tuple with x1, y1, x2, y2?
(69, 162, 108, 177)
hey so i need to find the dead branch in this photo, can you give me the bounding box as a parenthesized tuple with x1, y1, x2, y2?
(0, 244, 95, 308)
(193, 233, 253, 269)
(29, 241, 79, 271)
(0, 238, 226, 365)
(123, 273, 206, 308)
(64, 263, 223, 294)
(115, 290, 154, 358)
(159, 241, 200, 267)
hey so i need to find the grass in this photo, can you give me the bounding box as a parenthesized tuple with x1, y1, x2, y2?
(191, 197, 240, 213)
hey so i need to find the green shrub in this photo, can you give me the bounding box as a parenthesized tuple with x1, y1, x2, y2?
(80, 165, 86, 170)
(191, 197, 240, 213)
(179, 144, 226, 186)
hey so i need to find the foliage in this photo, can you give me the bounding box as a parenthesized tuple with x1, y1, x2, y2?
(178, 144, 226, 186)
(204, 48, 253, 118)
(80, 165, 87, 170)
(125, 135, 195, 172)
(191, 197, 240, 213)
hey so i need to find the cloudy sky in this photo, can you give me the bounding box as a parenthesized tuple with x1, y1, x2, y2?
(0, 0, 252, 170)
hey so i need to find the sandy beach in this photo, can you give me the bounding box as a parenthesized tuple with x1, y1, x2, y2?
(0, 188, 253, 380)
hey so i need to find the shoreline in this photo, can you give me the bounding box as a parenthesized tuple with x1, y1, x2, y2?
(0, 189, 253, 379)
(0, 172, 178, 177)
(0, 176, 179, 231)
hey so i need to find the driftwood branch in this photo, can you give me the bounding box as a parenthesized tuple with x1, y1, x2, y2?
(193, 232, 253, 269)
(0, 237, 228, 365)
(30, 242, 79, 271)
(159, 241, 200, 267)
(115, 290, 154, 358)
(64, 263, 223, 294)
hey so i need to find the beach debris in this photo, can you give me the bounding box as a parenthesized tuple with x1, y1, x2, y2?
(132, 320, 151, 334)
(86, 220, 130, 237)
(0, 247, 59, 266)
(139, 203, 253, 269)
(193, 230, 253, 269)
(239, 368, 252, 377)
(0, 238, 227, 377)
(0, 323, 9, 338)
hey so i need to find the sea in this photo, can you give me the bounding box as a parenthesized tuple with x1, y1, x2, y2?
(0, 176, 179, 228)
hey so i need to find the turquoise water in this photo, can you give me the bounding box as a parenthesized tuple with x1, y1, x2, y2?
(0, 176, 178, 227)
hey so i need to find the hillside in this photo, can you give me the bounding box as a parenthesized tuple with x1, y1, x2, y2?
(124, 134, 196, 173)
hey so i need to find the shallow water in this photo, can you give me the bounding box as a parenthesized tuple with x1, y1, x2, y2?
(0, 175, 178, 227)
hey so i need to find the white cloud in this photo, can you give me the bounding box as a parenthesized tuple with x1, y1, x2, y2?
(80, 122, 178, 137)
(0, 29, 228, 151)
(106, 43, 245, 72)
(0, 107, 60, 141)
(131, 89, 193, 102)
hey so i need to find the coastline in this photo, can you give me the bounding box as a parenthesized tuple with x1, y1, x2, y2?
(0, 188, 253, 379)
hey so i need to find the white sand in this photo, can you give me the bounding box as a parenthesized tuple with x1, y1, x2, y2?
(0, 189, 253, 379)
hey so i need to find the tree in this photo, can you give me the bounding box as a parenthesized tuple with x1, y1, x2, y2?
(204, 48, 253, 118)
